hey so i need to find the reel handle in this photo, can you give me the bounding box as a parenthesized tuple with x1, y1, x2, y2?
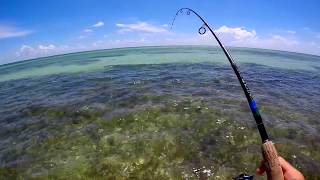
(261, 141, 284, 180)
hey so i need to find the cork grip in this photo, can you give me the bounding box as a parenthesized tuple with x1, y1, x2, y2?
(261, 141, 284, 180)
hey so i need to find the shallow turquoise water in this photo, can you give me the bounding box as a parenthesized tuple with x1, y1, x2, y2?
(0, 46, 319, 82)
(0, 46, 319, 179)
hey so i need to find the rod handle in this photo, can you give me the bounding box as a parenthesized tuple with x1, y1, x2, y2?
(261, 141, 284, 180)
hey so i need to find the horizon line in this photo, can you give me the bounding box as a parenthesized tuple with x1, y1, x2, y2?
(1, 45, 319, 67)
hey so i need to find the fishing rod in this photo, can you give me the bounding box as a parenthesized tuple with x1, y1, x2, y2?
(171, 8, 284, 180)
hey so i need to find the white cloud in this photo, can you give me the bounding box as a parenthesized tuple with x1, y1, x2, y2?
(38, 44, 56, 50)
(0, 25, 32, 39)
(19, 45, 35, 56)
(249, 35, 299, 52)
(287, 30, 296, 34)
(93, 21, 104, 27)
(78, 35, 86, 39)
(204, 26, 300, 51)
(16, 44, 65, 59)
(116, 22, 168, 33)
(215, 26, 257, 40)
(4, 25, 319, 64)
(303, 27, 310, 31)
(92, 40, 104, 47)
(270, 35, 298, 45)
(84, 29, 92, 33)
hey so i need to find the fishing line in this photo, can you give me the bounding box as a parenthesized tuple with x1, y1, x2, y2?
(170, 8, 269, 143)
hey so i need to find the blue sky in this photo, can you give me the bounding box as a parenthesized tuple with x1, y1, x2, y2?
(1, 0, 320, 64)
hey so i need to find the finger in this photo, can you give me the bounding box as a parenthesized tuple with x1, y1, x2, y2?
(256, 160, 266, 175)
(278, 156, 305, 179)
(278, 156, 292, 173)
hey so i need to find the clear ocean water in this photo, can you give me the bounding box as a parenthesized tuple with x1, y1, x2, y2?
(0, 46, 319, 179)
